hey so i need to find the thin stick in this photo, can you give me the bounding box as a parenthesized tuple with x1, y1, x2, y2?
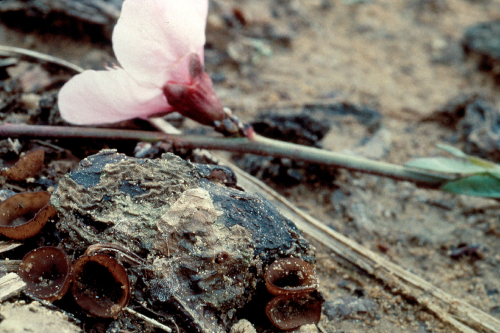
(0, 273, 25, 301)
(0, 45, 85, 73)
(0, 123, 450, 188)
(0, 260, 22, 272)
(0, 123, 168, 142)
(124, 307, 172, 333)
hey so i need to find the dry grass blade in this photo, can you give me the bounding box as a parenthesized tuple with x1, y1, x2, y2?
(124, 307, 172, 333)
(0, 260, 22, 273)
(0, 242, 22, 254)
(0, 272, 25, 301)
(0, 45, 84, 73)
(214, 154, 500, 333)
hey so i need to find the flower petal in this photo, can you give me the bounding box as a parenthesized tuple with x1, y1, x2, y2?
(112, 0, 208, 87)
(57, 68, 171, 125)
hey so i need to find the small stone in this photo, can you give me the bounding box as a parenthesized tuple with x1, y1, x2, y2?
(433, 94, 500, 157)
(463, 20, 500, 75)
(297, 324, 319, 333)
(20, 93, 41, 114)
(252, 113, 330, 147)
(230, 319, 257, 333)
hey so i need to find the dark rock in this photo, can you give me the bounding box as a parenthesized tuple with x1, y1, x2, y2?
(491, 305, 500, 316)
(234, 112, 338, 186)
(430, 94, 500, 158)
(199, 178, 304, 255)
(233, 154, 339, 186)
(252, 113, 330, 147)
(51, 149, 314, 333)
(302, 102, 382, 132)
(463, 20, 500, 78)
(236, 103, 383, 186)
(449, 243, 485, 260)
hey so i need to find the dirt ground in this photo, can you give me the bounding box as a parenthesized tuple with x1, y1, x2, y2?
(1, 0, 500, 332)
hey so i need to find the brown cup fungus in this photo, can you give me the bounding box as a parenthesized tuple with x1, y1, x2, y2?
(265, 257, 318, 296)
(265, 258, 322, 331)
(0, 191, 56, 240)
(1, 147, 45, 181)
(71, 253, 130, 318)
(18, 246, 72, 302)
(265, 293, 323, 331)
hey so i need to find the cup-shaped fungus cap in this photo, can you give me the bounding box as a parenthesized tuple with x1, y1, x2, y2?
(265, 293, 323, 331)
(265, 257, 318, 296)
(71, 253, 130, 318)
(0, 191, 56, 240)
(18, 246, 72, 302)
(1, 148, 45, 181)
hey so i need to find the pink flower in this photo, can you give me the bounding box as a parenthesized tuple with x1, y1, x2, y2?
(58, 0, 224, 126)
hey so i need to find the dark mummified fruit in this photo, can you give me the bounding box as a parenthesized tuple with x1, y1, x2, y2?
(51, 150, 315, 332)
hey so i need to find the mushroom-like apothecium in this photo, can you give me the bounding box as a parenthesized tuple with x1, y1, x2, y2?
(265, 257, 318, 296)
(265, 292, 323, 331)
(1, 147, 45, 182)
(265, 257, 323, 331)
(71, 253, 130, 318)
(18, 246, 72, 302)
(0, 191, 56, 240)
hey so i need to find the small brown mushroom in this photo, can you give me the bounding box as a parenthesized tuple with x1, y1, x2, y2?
(18, 246, 72, 302)
(265, 257, 318, 296)
(265, 293, 323, 331)
(71, 253, 130, 318)
(0, 191, 56, 240)
(2, 148, 45, 181)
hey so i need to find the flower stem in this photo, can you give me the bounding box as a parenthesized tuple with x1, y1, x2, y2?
(0, 123, 450, 187)
(252, 134, 449, 186)
(0, 123, 168, 142)
(175, 133, 450, 188)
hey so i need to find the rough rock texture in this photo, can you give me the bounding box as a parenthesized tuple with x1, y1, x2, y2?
(51, 149, 199, 254)
(463, 20, 500, 78)
(51, 149, 314, 332)
(432, 94, 500, 158)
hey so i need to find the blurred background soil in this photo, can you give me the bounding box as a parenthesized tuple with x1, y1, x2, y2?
(2, 0, 500, 332)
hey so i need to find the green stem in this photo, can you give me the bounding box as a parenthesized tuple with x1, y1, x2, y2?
(174, 133, 449, 188)
(252, 134, 448, 186)
(0, 124, 449, 187)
